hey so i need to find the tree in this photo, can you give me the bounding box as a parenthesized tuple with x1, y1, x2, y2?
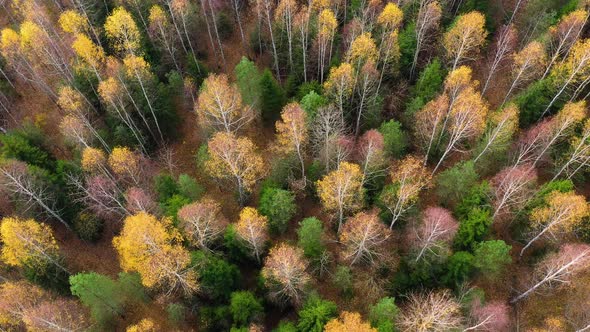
(297, 217, 326, 260)
(70, 272, 146, 327)
(378, 120, 407, 159)
(398, 290, 463, 332)
(311, 105, 348, 171)
(324, 311, 376, 332)
(316, 161, 365, 231)
(356, 129, 387, 186)
(0, 280, 48, 326)
(379, 156, 431, 228)
(435, 160, 479, 207)
(205, 132, 266, 205)
(262, 243, 310, 306)
(543, 39, 590, 117)
(444, 11, 487, 70)
(512, 243, 590, 303)
(275, 103, 309, 178)
(473, 240, 512, 278)
(411, 0, 442, 76)
(196, 73, 253, 134)
(490, 164, 537, 219)
(297, 296, 338, 332)
(234, 207, 268, 262)
(177, 198, 228, 250)
(0, 216, 67, 281)
(104, 7, 141, 56)
(259, 69, 286, 123)
(22, 298, 90, 332)
(473, 104, 519, 164)
(340, 210, 390, 265)
(411, 206, 458, 262)
(553, 118, 590, 180)
(465, 299, 510, 331)
(259, 187, 297, 234)
(113, 212, 198, 296)
(127, 318, 158, 332)
(521, 191, 589, 256)
(148, 5, 180, 71)
(369, 297, 399, 332)
(542, 10, 588, 79)
(316, 9, 337, 82)
(230, 291, 264, 327)
(192, 252, 240, 301)
(324, 62, 355, 114)
(502, 41, 547, 107)
(234, 57, 262, 108)
(481, 25, 517, 95)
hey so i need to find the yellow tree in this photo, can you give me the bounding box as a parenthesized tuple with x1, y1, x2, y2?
(148, 5, 180, 72)
(520, 191, 589, 256)
(443, 11, 487, 70)
(0, 281, 49, 327)
(324, 62, 355, 113)
(379, 156, 431, 228)
(205, 132, 266, 204)
(108, 146, 140, 184)
(58, 10, 89, 35)
(316, 161, 365, 231)
(502, 41, 547, 106)
(196, 74, 253, 133)
(127, 318, 158, 332)
(235, 207, 269, 262)
(104, 7, 142, 56)
(113, 212, 198, 296)
(72, 33, 105, 80)
(262, 243, 310, 306)
(275, 102, 308, 178)
(317, 9, 337, 82)
(23, 298, 90, 332)
(325, 311, 377, 332)
(340, 210, 390, 265)
(347, 32, 379, 70)
(177, 198, 228, 251)
(0, 217, 66, 273)
(544, 38, 590, 117)
(81, 147, 107, 174)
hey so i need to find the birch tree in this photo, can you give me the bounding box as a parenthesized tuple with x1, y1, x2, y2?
(411, 206, 458, 262)
(553, 118, 590, 180)
(340, 210, 390, 265)
(443, 11, 487, 70)
(235, 207, 269, 263)
(262, 243, 310, 306)
(148, 5, 180, 72)
(177, 198, 228, 251)
(275, 102, 309, 179)
(411, 0, 442, 77)
(311, 105, 348, 171)
(501, 41, 546, 107)
(542, 10, 588, 79)
(481, 24, 517, 95)
(104, 7, 142, 56)
(473, 104, 519, 163)
(398, 290, 463, 332)
(512, 243, 590, 303)
(324, 62, 355, 114)
(520, 191, 589, 256)
(316, 9, 337, 82)
(491, 164, 537, 219)
(356, 129, 387, 185)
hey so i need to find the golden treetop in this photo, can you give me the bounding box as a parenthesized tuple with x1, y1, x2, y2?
(531, 191, 589, 232)
(59, 10, 88, 34)
(444, 65, 477, 97)
(19, 21, 44, 50)
(324, 62, 355, 98)
(316, 161, 365, 213)
(104, 7, 141, 55)
(73, 33, 105, 69)
(348, 33, 379, 66)
(0, 281, 49, 326)
(81, 147, 107, 173)
(275, 102, 308, 155)
(0, 217, 59, 267)
(123, 54, 151, 78)
(512, 41, 546, 73)
(98, 77, 123, 105)
(149, 5, 169, 28)
(108, 146, 139, 177)
(262, 242, 309, 286)
(443, 11, 487, 66)
(377, 3, 403, 31)
(126, 318, 158, 332)
(235, 207, 269, 242)
(0, 28, 20, 56)
(553, 39, 590, 81)
(318, 9, 337, 39)
(324, 311, 377, 332)
(57, 86, 85, 114)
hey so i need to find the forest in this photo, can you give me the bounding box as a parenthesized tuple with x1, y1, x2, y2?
(0, 0, 590, 330)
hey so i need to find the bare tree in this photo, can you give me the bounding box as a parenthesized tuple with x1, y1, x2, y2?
(262, 243, 310, 306)
(399, 290, 463, 332)
(512, 244, 590, 303)
(177, 199, 228, 251)
(491, 164, 537, 219)
(481, 25, 517, 96)
(411, 206, 458, 262)
(410, 0, 442, 77)
(553, 119, 590, 180)
(465, 300, 510, 331)
(340, 210, 390, 265)
(311, 105, 348, 171)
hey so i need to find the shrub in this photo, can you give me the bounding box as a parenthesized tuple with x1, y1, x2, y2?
(514, 78, 559, 127)
(154, 173, 178, 202)
(200, 305, 232, 332)
(177, 174, 204, 201)
(297, 217, 325, 259)
(332, 266, 353, 297)
(73, 211, 104, 242)
(167, 303, 186, 326)
(230, 291, 264, 327)
(300, 90, 327, 119)
(259, 187, 297, 234)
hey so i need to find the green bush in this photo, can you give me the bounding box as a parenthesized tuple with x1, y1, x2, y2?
(473, 240, 512, 278)
(73, 212, 104, 242)
(514, 78, 559, 127)
(274, 321, 298, 332)
(223, 225, 252, 263)
(300, 90, 327, 119)
(297, 217, 325, 259)
(192, 251, 241, 302)
(230, 291, 264, 327)
(200, 305, 232, 332)
(297, 296, 338, 332)
(378, 120, 408, 158)
(154, 173, 179, 202)
(455, 181, 492, 220)
(259, 187, 297, 234)
(436, 161, 479, 207)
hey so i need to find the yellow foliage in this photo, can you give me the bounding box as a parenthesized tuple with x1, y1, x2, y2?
(553, 39, 590, 82)
(0, 217, 59, 268)
(348, 33, 378, 66)
(275, 103, 308, 155)
(123, 54, 151, 77)
(148, 5, 168, 28)
(324, 62, 355, 102)
(57, 86, 84, 114)
(555, 101, 587, 128)
(0, 28, 20, 56)
(531, 191, 589, 232)
(205, 132, 266, 193)
(113, 212, 198, 293)
(104, 7, 141, 55)
(318, 9, 337, 39)
(19, 21, 43, 50)
(72, 33, 105, 69)
(98, 77, 123, 105)
(324, 311, 377, 332)
(126, 318, 158, 332)
(59, 10, 88, 34)
(196, 74, 251, 132)
(316, 162, 364, 219)
(377, 3, 403, 31)
(0, 281, 48, 326)
(235, 207, 268, 261)
(81, 147, 107, 173)
(108, 146, 139, 178)
(512, 41, 546, 75)
(443, 11, 487, 67)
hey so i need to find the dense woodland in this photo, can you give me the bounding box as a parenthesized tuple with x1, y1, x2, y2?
(0, 0, 590, 330)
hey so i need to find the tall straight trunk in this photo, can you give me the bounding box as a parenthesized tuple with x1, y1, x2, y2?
(207, 0, 227, 69)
